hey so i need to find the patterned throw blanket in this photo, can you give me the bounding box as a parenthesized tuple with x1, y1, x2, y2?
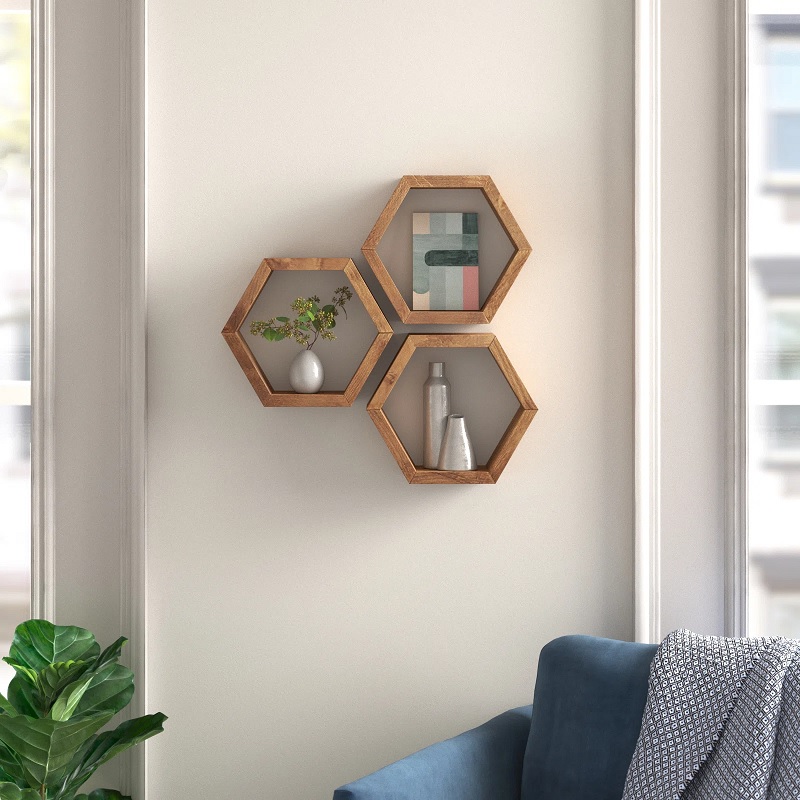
(622, 629, 800, 800)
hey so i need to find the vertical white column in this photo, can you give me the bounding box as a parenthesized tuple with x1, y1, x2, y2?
(635, 0, 662, 645)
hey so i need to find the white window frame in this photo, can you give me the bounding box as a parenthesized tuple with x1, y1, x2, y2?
(763, 30, 800, 188)
(634, 0, 749, 642)
(30, 0, 148, 794)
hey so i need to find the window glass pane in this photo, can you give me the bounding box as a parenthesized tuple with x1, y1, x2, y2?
(0, 8, 31, 380)
(770, 113, 800, 171)
(766, 309, 800, 379)
(0, 5, 30, 693)
(749, 5, 800, 638)
(767, 41, 800, 109)
(765, 406, 800, 451)
(0, 406, 30, 688)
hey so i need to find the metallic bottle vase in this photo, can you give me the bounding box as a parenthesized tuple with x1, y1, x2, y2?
(423, 362, 451, 468)
(437, 414, 476, 471)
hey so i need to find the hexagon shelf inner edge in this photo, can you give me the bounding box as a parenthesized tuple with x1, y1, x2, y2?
(367, 333, 538, 484)
(222, 258, 393, 407)
(362, 175, 532, 325)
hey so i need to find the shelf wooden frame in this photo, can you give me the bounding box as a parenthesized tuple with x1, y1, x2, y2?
(367, 333, 537, 484)
(362, 175, 532, 325)
(222, 258, 393, 407)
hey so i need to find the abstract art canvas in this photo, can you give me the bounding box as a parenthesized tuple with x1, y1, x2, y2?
(412, 212, 479, 311)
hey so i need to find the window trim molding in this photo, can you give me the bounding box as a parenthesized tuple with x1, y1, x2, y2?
(31, 0, 55, 623)
(635, 0, 749, 642)
(118, 1, 148, 796)
(634, 0, 663, 645)
(31, 0, 149, 794)
(726, 0, 748, 639)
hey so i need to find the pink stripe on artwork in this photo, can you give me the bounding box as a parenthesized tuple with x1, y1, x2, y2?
(463, 267, 479, 310)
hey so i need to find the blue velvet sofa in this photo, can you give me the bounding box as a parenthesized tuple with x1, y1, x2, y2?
(333, 635, 658, 800)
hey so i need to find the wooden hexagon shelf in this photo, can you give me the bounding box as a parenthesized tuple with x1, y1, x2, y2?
(367, 333, 537, 484)
(362, 175, 531, 324)
(222, 258, 393, 407)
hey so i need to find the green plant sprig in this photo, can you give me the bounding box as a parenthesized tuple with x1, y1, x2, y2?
(0, 620, 166, 800)
(250, 286, 353, 350)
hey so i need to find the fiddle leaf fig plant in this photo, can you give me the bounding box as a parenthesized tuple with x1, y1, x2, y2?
(0, 620, 166, 800)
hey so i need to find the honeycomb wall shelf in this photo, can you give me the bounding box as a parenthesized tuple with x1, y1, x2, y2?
(367, 333, 537, 484)
(222, 258, 393, 407)
(362, 175, 532, 325)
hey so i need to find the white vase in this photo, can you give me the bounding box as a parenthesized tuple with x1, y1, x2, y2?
(289, 349, 324, 393)
(437, 414, 476, 471)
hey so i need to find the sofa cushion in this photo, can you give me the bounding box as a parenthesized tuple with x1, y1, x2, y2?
(521, 635, 657, 800)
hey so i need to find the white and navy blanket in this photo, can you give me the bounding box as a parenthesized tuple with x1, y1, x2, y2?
(622, 629, 800, 800)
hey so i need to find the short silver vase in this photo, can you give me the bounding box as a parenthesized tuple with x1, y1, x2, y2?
(437, 414, 476, 471)
(423, 362, 451, 468)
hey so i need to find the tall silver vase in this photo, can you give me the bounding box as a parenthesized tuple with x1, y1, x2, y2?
(437, 414, 476, 471)
(423, 362, 451, 468)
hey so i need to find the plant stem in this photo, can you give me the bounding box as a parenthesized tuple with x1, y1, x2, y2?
(40, 785, 45, 800)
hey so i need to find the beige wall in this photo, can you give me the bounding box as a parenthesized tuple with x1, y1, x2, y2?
(145, 1, 635, 798)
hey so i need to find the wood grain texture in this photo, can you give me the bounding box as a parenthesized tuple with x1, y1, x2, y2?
(486, 408, 537, 480)
(367, 333, 536, 484)
(221, 329, 274, 405)
(361, 175, 532, 325)
(367, 408, 416, 481)
(264, 257, 353, 272)
(362, 176, 412, 249)
(223, 258, 272, 333)
(488, 338, 537, 410)
(410, 468, 495, 485)
(222, 258, 392, 407)
(344, 332, 393, 405)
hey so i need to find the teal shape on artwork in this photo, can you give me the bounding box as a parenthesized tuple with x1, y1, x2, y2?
(445, 266, 464, 310)
(413, 248, 430, 293)
(424, 250, 479, 266)
(430, 213, 447, 234)
(429, 266, 448, 309)
(462, 213, 478, 234)
(462, 233, 478, 251)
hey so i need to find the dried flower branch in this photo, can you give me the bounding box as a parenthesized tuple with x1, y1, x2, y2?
(250, 286, 353, 350)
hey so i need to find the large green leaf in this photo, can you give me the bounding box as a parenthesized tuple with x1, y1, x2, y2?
(50, 676, 94, 723)
(57, 713, 165, 800)
(6, 680, 40, 719)
(9, 622, 99, 673)
(70, 666, 133, 720)
(89, 640, 126, 674)
(0, 741, 25, 786)
(0, 783, 40, 800)
(0, 695, 16, 718)
(0, 770, 17, 788)
(0, 664, 36, 688)
(0, 712, 113, 790)
(37, 662, 91, 708)
(3, 661, 91, 719)
(73, 791, 130, 800)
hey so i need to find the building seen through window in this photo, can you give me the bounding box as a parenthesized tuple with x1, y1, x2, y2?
(0, 3, 31, 692)
(749, 4, 800, 638)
